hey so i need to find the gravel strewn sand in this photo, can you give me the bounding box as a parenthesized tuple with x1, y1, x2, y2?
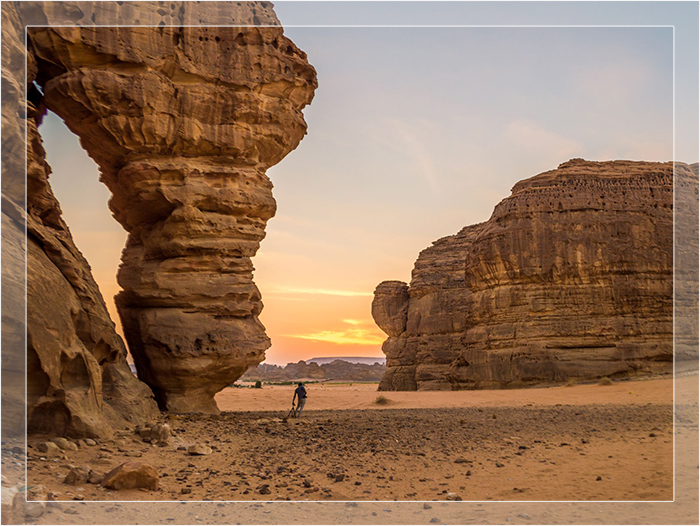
(21, 376, 675, 506)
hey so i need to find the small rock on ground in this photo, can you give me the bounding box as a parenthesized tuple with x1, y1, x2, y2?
(187, 445, 212, 456)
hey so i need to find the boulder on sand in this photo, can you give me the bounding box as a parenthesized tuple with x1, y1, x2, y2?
(100, 462, 159, 491)
(63, 467, 90, 485)
(187, 445, 212, 456)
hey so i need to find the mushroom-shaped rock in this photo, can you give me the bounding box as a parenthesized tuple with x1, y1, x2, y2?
(17, 1, 318, 417)
(372, 281, 410, 337)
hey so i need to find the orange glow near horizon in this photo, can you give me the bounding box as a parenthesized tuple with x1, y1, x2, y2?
(95, 282, 387, 366)
(256, 283, 386, 365)
(89, 228, 389, 366)
(97, 259, 387, 366)
(40, 26, 677, 369)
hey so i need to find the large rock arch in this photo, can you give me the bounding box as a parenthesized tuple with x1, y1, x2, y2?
(5, 1, 316, 436)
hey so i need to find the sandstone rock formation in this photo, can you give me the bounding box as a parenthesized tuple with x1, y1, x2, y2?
(2, 0, 317, 439)
(28, 4, 316, 414)
(2, 0, 33, 439)
(675, 162, 700, 363)
(372, 281, 410, 337)
(242, 359, 387, 382)
(25, 101, 160, 436)
(101, 461, 159, 491)
(2, 2, 161, 438)
(374, 160, 693, 391)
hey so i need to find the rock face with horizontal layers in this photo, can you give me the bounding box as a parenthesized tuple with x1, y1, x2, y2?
(25, 102, 161, 437)
(4, 0, 317, 438)
(2, 2, 161, 438)
(374, 159, 689, 391)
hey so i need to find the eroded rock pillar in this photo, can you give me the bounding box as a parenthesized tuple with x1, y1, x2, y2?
(29, 14, 317, 412)
(113, 159, 276, 412)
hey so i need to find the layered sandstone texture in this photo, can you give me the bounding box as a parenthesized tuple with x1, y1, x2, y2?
(1, 1, 31, 437)
(25, 104, 161, 437)
(674, 162, 699, 362)
(28, 2, 317, 413)
(374, 160, 687, 391)
(3, 0, 317, 439)
(2, 2, 161, 438)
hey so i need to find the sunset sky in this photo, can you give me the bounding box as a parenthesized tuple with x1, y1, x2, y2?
(41, 15, 693, 365)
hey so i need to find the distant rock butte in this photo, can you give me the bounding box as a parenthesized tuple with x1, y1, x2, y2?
(307, 356, 386, 366)
(373, 160, 694, 391)
(242, 359, 387, 382)
(5, 0, 317, 436)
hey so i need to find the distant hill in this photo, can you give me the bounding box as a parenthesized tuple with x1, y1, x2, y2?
(241, 359, 386, 382)
(307, 356, 386, 366)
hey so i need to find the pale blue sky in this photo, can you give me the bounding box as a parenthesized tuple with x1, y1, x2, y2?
(42, 1, 697, 364)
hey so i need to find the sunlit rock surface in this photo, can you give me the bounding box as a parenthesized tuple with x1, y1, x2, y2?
(374, 160, 693, 391)
(26, 99, 160, 437)
(1, 0, 32, 437)
(5, 0, 317, 436)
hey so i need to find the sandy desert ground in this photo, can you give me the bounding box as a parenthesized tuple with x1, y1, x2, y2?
(216, 376, 674, 412)
(15, 374, 679, 510)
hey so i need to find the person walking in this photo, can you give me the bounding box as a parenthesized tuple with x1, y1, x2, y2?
(292, 382, 307, 416)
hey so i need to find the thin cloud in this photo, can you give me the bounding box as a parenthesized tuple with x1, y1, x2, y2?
(595, 136, 672, 162)
(504, 120, 583, 163)
(265, 285, 373, 298)
(285, 328, 385, 346)
(573, 60, 653, 106)
(394, 125, 439, 192)
(364, 117, 440, 192)
(285, 318, 385, 346)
